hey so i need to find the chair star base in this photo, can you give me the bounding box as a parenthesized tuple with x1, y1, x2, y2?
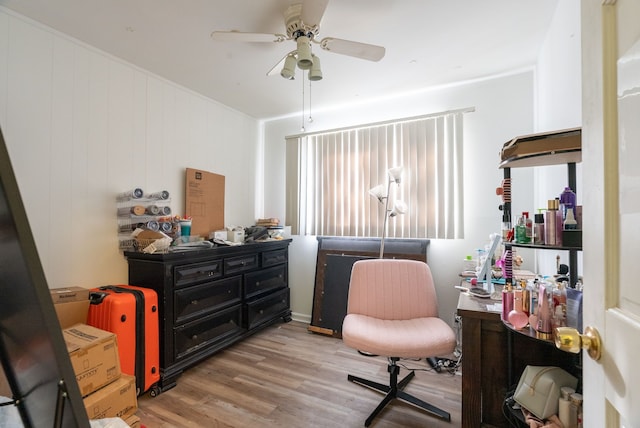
(347, 358, 451, 427)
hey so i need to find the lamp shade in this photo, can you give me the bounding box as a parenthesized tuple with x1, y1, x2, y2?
(281, 54, 297, 80)
(309, 54, 322, 81)
(296, 36, 313, 69)
(388, 166, 404, 184)
(389, 200, 408, 217)
(368, 184, 386, 203)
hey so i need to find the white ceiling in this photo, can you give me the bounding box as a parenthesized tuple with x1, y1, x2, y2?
(0, 0, 559, 120)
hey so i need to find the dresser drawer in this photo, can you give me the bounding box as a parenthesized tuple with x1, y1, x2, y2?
(224, 254, 258, 275)
(174, 304, 243, 359)
(261, 248, 287, 267)
(244, 264, 287, 299)
(246, 288, 290, 330)
(174, 260, 223, 288)
(174, 276, 242, 324)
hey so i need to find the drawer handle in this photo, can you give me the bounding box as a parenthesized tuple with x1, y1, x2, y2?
(191, 334, 198, 340)
(279, 274, 283, 279)
(256, 281, 261, 287)
(191, 300, 198, 305)
(259, 310, 264, 314)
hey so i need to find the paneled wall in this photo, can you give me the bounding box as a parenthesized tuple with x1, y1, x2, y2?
(0, 9, 260, 289)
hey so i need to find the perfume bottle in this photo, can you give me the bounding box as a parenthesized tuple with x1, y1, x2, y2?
(536, 281, 554, 337)
(508, 288, 529, 329)
(502, 282, 514, 322)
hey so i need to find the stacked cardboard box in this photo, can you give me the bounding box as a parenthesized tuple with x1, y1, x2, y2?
(62, 323, 139, 424)
(50, 286, 90, 329)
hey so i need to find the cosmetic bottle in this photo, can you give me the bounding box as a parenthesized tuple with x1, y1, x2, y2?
(555, 198, 563, 246)
(524, 211, 533, 242)
(559, 386, 576, 428)
(502, 283, 514, 322)
(520, 280, 531, 317)
(536, 281, 554, 338)
(560, 186, 577, 221)
(553, 281, 568, 327)
(515, 214, 526, 244)
(545, 200, 558, 246)
(564, 208, 578, 230)
(534, 213, 545, 245)
(528, 279, 539, 328)
(508, 288, 529, 329)
(570, 393, 583, 428)
(501, 212, 512, 241)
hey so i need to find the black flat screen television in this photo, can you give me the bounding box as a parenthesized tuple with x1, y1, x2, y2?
(0, 125, 89, 427)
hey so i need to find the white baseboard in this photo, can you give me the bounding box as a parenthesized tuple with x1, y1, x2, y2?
(290, 312, 311, 324)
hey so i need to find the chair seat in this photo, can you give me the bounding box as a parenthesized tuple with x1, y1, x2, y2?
(342, 314, 456, 358)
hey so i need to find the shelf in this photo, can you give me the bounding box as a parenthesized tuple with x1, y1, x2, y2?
(506, 241, 582, 251)
(503, 320, 557, 345)
(499, 127, 581, 169)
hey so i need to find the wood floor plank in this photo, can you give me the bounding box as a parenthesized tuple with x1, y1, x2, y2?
(137, 321, 462, 427)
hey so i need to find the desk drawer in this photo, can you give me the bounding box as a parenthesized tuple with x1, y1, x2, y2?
(261, 248, 287, 267)
(224, 254, 258, 275)
(244, 264, 287, 299)
(174, 276, 242, 324)
(174, 304, 243, 359)
(246, 288, 290, 330)
(174, 260, 223, 288)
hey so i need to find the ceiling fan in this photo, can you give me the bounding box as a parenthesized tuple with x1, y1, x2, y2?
(210, 0, 386, 81)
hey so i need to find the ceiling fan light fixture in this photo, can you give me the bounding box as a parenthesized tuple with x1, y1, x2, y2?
(309, 54, 322, 81)
(281, 54, 297, 80)
(296, 35, 313, 69)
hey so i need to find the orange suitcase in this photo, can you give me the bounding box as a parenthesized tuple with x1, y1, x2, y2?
(88, 284, 161, 396)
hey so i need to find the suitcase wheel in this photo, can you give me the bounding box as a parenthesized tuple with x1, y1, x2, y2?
(149, 385, 161, 397)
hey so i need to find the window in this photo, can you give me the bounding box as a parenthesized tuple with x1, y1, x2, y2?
(286, 110, 469, 239)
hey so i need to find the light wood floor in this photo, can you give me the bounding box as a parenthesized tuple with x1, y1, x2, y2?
(137, 321, 462, 428)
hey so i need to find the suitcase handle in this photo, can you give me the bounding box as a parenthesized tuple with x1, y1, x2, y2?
(100, 285, 126, 293)
(89, 291, 108, 304)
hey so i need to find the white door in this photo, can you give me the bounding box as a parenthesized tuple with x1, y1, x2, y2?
(582, 1, 640, 427)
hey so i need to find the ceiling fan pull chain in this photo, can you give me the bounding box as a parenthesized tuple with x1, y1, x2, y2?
(301, 71, 306, 132)
(309, 78, 313, 124)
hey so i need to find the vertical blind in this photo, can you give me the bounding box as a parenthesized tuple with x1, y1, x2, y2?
(286, 111, 467, 239)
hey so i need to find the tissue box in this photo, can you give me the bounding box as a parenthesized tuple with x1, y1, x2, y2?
(227, 230, 245, 243)
(212, 230, 227, 240)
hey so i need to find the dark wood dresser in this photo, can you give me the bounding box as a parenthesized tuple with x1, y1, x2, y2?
(125, 240, 292, 393)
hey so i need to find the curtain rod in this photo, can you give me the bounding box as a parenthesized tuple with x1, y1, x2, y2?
(286, 106, 475, 139)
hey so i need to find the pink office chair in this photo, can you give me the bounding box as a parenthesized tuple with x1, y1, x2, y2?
(342, 259, 456, 426)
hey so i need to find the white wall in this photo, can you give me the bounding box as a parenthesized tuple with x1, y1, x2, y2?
(532, 0, 583, 277)
(263, 72, 536, 326)
(0, 9, 260, 289)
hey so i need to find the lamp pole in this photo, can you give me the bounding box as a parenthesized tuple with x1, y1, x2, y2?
(379, 179, 392, 258)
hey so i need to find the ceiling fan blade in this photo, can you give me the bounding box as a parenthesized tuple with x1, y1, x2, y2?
(301, 0, 329, 27)
(319, 37, 386, 61)
(210, 31, 287, 43)
(266, 52, 294, 77)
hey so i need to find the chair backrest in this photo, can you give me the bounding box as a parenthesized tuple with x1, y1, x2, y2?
(347, 259, 439, 320)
